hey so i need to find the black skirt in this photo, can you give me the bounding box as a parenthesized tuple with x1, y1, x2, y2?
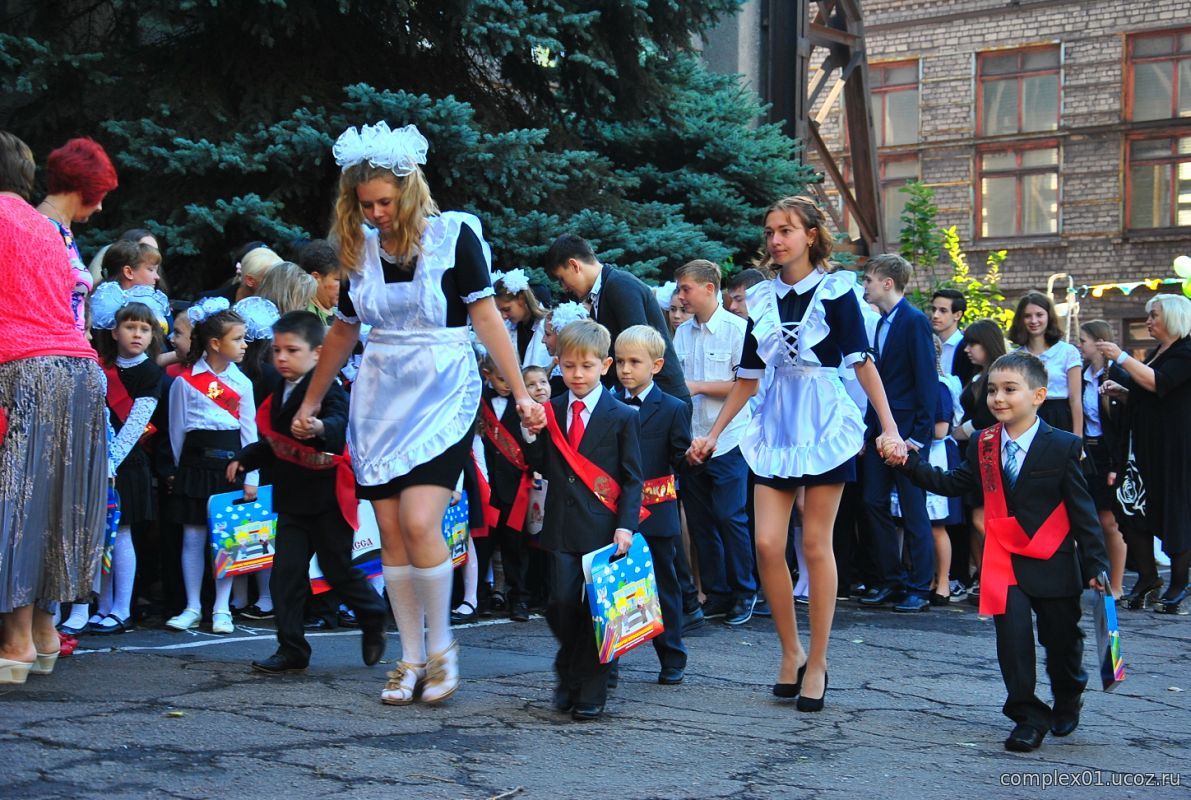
(168, 429, 241, 526)
(114, 447, 156, 526)
(1038, 398, 1075, 434)
(1082, 438, 1118, 513)
(753, 456, 857, 490)
(357, 431, 473, 501)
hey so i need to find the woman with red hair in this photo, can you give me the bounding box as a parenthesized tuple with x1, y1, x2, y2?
(35, 137, 118, 332)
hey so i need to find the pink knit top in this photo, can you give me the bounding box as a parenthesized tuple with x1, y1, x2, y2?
(0, 195, 97, 364)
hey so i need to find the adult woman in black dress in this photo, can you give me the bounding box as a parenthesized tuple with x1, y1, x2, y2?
(1099, 294, 1191, 614)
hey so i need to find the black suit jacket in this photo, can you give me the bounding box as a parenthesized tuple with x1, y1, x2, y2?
(866, 298, 937, 446)
(523, 389, 644, 554)
(901, 420, 1108, 598)
(616, 387, 691, 539)
(593, 265, 691, 405)
(480, 392, 528, 511)
(236, 373, 350, 518)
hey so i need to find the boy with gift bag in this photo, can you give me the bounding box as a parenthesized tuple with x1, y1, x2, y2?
(228, 311, 388, 674)
(887, 351, 1108, 752)
(521, 320, 645, 721)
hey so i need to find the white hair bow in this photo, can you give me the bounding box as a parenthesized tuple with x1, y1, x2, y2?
(232, 297, 281, 342)
(333, 121, 429, 176)
(549, 301, 589, 332)
(90, 282, 171, 330)
(497, 268, 530, 294)
(188, 296, 231, 325)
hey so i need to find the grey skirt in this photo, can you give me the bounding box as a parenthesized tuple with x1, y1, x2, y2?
(0, 356, 107, 612)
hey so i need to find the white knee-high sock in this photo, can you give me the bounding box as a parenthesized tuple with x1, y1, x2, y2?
(214, 576, 233, 615)
(412, 559, 454, 656)
(459, 538, 478, 610)
(793, 526, 809, 597)
(383, 564, 426, 665)
(96, 567, 114, 618)
(254, 568, 273, 612)
(181, 525, 206, 611)
(111, 526, 137, 621)
(63, 600, 91, 629)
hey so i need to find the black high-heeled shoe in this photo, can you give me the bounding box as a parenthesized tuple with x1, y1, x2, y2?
(796, 671, 828, 712)
(1154, 588, 1188, 615)
(1122, 578, 1163, 610)
(773, 662, 808, 698)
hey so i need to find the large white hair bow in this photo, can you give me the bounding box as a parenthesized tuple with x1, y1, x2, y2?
(188, 296, 231, 325)
(549, 301, 589, 332)
(90, 282, 171, 330)
(232, 297, 281, 342)
(496, 268, 530, 294)
(333, 121, 429, 176)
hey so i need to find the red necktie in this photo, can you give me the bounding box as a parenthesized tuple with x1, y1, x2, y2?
(569, 399, 586, 449)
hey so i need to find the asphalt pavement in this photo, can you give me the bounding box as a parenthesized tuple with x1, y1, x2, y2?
(2, 595, 1187, 799)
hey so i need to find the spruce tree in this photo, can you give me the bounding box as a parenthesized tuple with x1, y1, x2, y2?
(1, 1, 815, 294)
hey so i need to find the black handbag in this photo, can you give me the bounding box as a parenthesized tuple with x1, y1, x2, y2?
(1115, 432, 1146, 518)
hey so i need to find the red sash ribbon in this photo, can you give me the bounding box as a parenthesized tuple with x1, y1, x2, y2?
(542, 402, 649, 524)
(479, 402, 534, 532)
(977, 424, 1070, 616)
(471, 451, 500, 537)
(181, 366, 241, 419)
(642, 475, 677, 507)
(256, 396, 359, 530)
(102, 363, 157, 445)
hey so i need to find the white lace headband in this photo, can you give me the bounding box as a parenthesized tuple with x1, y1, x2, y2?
(333, 121, 429, 176)
(90, 282, 171, 330)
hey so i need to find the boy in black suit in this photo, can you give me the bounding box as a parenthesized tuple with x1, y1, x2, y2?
(613, 325, 692, 685)
(543, 233, 690, 405)
(228, 312, 387, 674)
(521, 319, 645, 721)
(886, 351, 1108, 752)
(478, 352, 533, 621)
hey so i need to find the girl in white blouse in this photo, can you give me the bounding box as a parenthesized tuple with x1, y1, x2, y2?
(1008, 292, 1083, 436)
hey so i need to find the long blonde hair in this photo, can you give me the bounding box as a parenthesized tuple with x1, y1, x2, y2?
(333, 163, 439, 273)
(256, 261, 317, 313)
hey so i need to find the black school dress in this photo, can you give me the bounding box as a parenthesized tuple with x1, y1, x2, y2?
(109, 355, 166, 525)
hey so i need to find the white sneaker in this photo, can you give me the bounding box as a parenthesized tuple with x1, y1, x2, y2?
(166, 608, 202, 631)
(421, 640, 459, 703)
(381, 662, 426, 705)
(211, 612, 235, 634)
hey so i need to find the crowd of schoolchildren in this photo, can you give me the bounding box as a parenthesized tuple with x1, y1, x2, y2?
(6, 129, 1190, 755)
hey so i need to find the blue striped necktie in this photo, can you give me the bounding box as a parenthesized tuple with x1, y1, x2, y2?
(1004, 440, 1022, 488)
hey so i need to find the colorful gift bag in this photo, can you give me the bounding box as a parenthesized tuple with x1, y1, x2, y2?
(309, 500, 384, 594)
(582, 533, 665, 664)
(102, 485, 121, 575)
(525, 475, 548, 536)
(1092, 573, 1125, 691)
(208, 486, 277, 579)
(443, 491, 470, 567)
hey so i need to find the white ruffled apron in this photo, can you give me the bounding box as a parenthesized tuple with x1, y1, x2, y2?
(345, 214, 486, 486)
(740, 271, 866, 479)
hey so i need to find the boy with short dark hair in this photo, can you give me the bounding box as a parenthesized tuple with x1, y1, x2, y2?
(613, 325, 692, 684)
(521, 319, 644, 721)
(229, 311, 387, 674)
(887, 351, 1108, 752)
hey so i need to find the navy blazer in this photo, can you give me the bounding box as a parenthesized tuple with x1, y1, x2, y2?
(866, 297, 937, 446)
(593, 265, 691, 405)
(902, 420, 1108, 598)
(616, 387, 692, 539)
(523, 389, 645, 554)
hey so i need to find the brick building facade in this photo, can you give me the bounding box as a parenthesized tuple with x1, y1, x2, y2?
(702, 0, 1191, 350)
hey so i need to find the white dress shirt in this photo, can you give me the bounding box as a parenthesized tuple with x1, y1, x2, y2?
(567, 384, 603, 437)
(1082, 364, 1104, 437)
(1027, 341, 1082, 399)
(587, 269, 604, 318)
(491, 394, 509, 421)
(168, 355, 259, 486)
(672, 303, 750, 454)
(1001, 416, 1041, 471)
(940, 329, 964, 379)
(625, 382, 654, 404)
